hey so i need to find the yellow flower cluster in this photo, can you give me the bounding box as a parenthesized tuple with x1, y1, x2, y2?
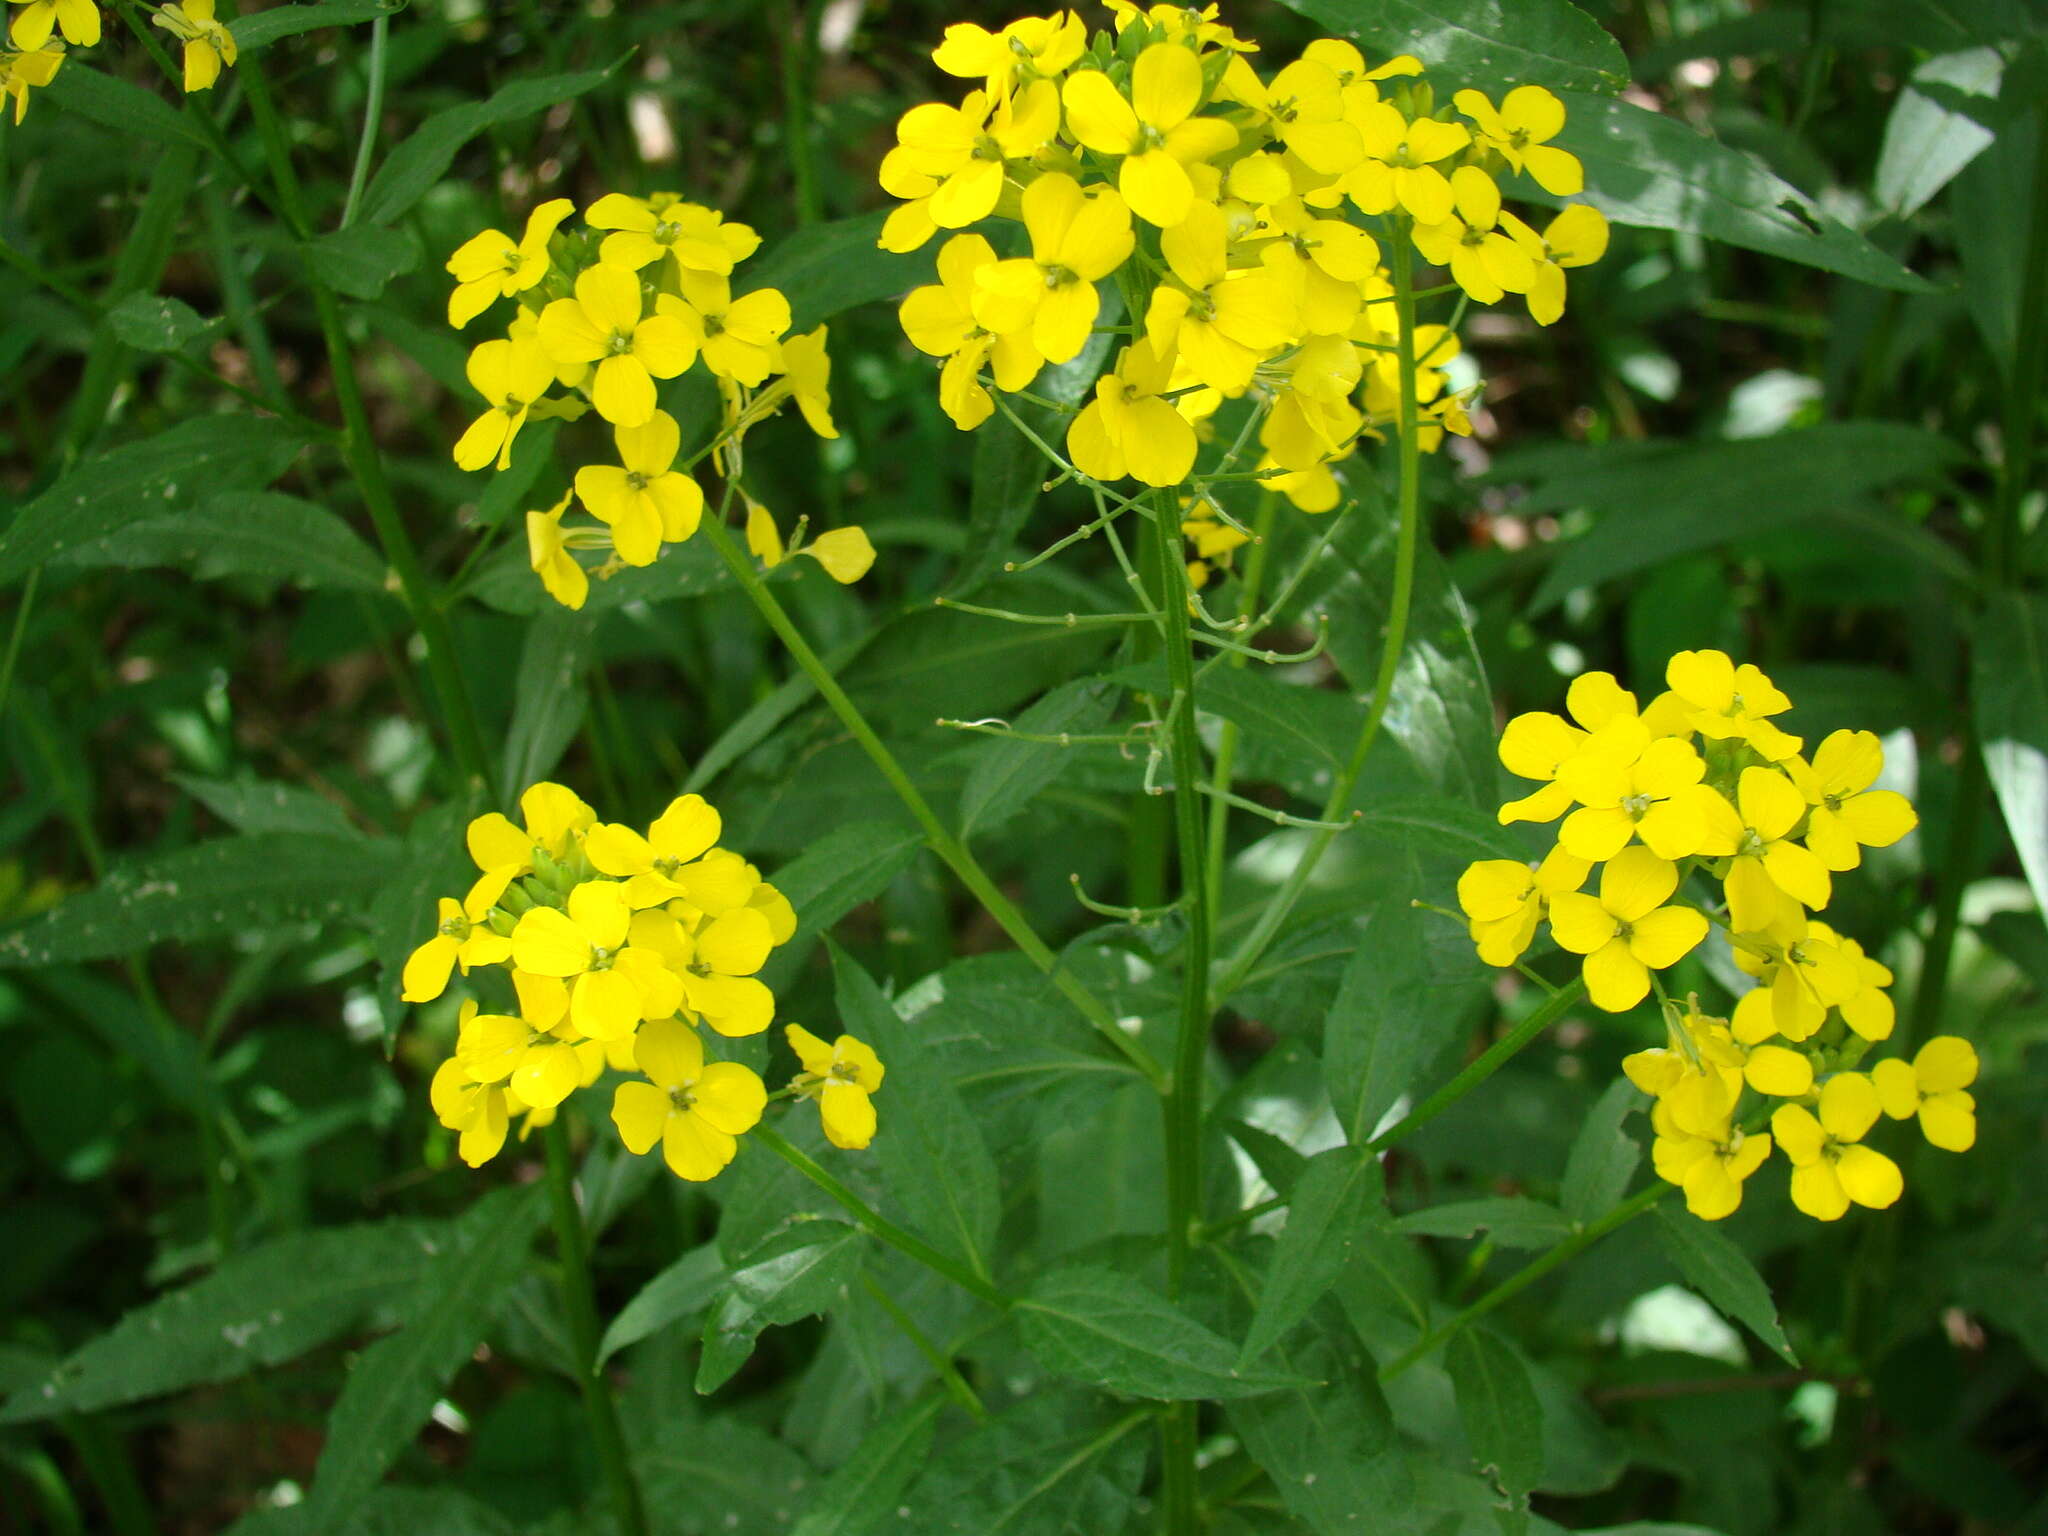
(1456, 649, 1975, 1222)
(442, 194, 871, 610)
(405, 782, 883, 1179)
(883, 4, 1608, 498)
(2, 0, 234, 119)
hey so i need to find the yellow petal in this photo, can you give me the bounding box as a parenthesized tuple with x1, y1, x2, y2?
(785, 1022, 835, 1076)
(611, 1080, 669, 1155)
(401, 933, 459, 1004)
(697, 908, 774, 976)
(691, 1061, 767, 1136)
(820, 1082, 877, 1150)
(1918, 1092, 1975, 1152)
(1601, 845, 1678, 924)
(803, 527, 877, 584)
(1743, 1044, 1813, 1098)
(512, 1041, 581, 1110)
(1627, 905, 1707, 969)
(1118, 148, 1195, 229)
(1835, 1144, 1903, 1208)
(585, 823, 657, 877)
(690, 974, 775, 1037)
(634, 1015, 705, 1088)
(572, 968, 643, 1042)
(1817, 1072, 1881, 1142)
(1914, 1035, 1979, 1093)
(512, 906, 591, 977)
(1583, 938, 1649, 1012)
(661, 1113, 736, 1181)
(1130, 42, 1201, 129)
(1061, 69, 1140, 154)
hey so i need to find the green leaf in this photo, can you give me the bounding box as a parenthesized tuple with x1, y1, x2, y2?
(501, 607, 594, 793)
(1240, 1149, 1385, 1367)
(42, 64, 210, 151)
(1396, 1196, 1572, 1250)
(306, 1186, 545, 1523)
(224, 1487, 521, 1536)
(1351, 796, 1530, 862)
(176, 775, 360, 840)
(1953, 103, 2038, 372)
(829, 944, 999, 1279)
(634, 1417, 814, 1535)
(697, 1221, 864, 1394)
(0, 831, 399, 969)
(1227, 1337, 1412, 1535)
(0, 416, 306, 586)
(1446, 1326, 1545, 1504)
(54, 491, 387, 592)
(359, 68, 616, 227)
(737, 211, 930, 332)
(788, 1393, 943, 1536)
(1225, 1120, 1308, 1203)
(1976, 593, 2048, 925)
(1876, 48, 2006, 218)
(105, 292, 216, 352)
(1561, 1079, 1643, 1226)
(0, 1221, 445, 1422)
(597, 1243, 725, 1365)
(304, 225, 420, 300)
(1508, 424, 1964, 613)
(959, 678, 1117, 837)
(758, 821, 924, 991)
(895, 1391, 1148, 1535)
(1548, 91, 1938, 292)
(231, 0, 407, 50)
(1018, 1265, 1315, 1400)
(1653, 1203, 1797, 1365)
(1275, 0, 1627, 97)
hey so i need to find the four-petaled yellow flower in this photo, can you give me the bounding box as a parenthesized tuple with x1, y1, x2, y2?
(1066, 340, 1198, 488)
(510, 880, 650, 1041)
(1665, 648, 1802, 761)
(445, 199, 575, 329)
(1500, 203, 1608, 326)
(972, 174, 1134, 366)
(454, 335, 555, 471)
(402, 870, 515, 1003)
(899, 234, 1046, 431)
(786, 1024, 885, 1149)
(1061, 44, 1238, 228)
(611, 1018, 766, 1182)
(1412, 165, 1535, 305)
(1341, 99, 1470, 223)
(573, 411, 704, 566)
(1771, 1073, 1904, 1221)
(527, 493, 591, 611)
(1455, 843, 1589, 967)
(1873, 1036, 1978, 1152)
(151, 0, 234, 92)
(584, 193, 759, 279)
(889, 80, 1060, 230)
(8, 0, 95, 49)
(1697, 766, 1833, 928)
(1786, 729, 1918, 871)
(0, 39, 63, 124)
(1546, 846, 1708, 1012)
(536, 263, 699, 427)
(1143, 199, 1298, 394)
(931, 10, 1086, 94)
(585, 793, 725, 908)
(1454, 85, 1583, 194)
(675, 271, 790, 388)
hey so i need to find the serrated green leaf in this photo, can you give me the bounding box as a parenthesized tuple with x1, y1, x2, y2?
(1227, 1336, 1411, 1534)
(959, 678, 1117, 837)
(697, 1222, 864, 1394)
(305, 224, 420, 300)
(788, 1393, 943, 1536)
(1019, 1265, 1315, 1400)
(633, 1416, 814, 1535)
(42, 63, 210, 150)
(1225, 1120, 1309, 1203)
(1275, 0, 1627, 96)
(737, 211, 930, 332)
(360, 68, 616, 227)
(1977, 593, 2048, 926)
(598, 1243, 725, 1365)
(0, 831, 400, 969)
(1397, 1196, 1572, 1251)
(1561, 1079, 1643, 1226)
(829, 944, 998, 1280)
(0, 416, 306, 586)
(176, 775, 360, 840)
(0, 1221, 445, 1422)
(1446, 1326, 1544, 1503)
(231, 0, 407, 50)
(55, 490, 386, 592)
(1653, 1203, 1796, 1364)
(1240, 1149, 1385, 1367)
(501, 607, 594, 793)
(105, 292, 215, 352)
(306, 1186, 545, 1523)
(895, 1391, 1148, 1535)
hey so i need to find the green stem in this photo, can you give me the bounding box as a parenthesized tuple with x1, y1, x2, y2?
(542, 1124, 651, 1536)
(1208, 230, 1426, 1012)
(858, 1270, 987, 1419)
(1202, 493, 1279, 915)
(1378, 1185, 1667, 1380)
(0, 568, 39, 725)
(753, 1124, 1012, 1309)
(780, 0, 823, 225)
(339, 13, 390, 228)
(697, 511, 1164, 1087)
(58, 1415, 157, 1536)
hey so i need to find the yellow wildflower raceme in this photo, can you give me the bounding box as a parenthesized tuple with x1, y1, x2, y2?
(889, 80, 1060, 230)
(901, 233, 1048, 431)
(453, 335, 556, 472)
(574, 411, 704, 566)
(1786, 729, 1918, 871)
(584, 193, 759, 279)
(1697, 766, 1833, 927)
(786, 1024, 886, 1150)
(1453, 85, 1583, 195)
(1143, 200, 1298, 393)
(972, 174, 1135, 365)
(536, 263, 699, 427)
(0, 39, 62, 124)
(1066, 339, 1198, 487)
(1411, 165, 1535, 305)
(1772, 1072, 1904, 1220)
(151, 0, 235, 92)
(401, 870, 516, 1003)
(675, 272, 790, 387)
(1872, 1036, 1978, 1152)
(445, 199, 575, 329)
(1499, 203, 1608, 326)
(8, 0, 94, 48)
(1555, 734, 1715, 862)
(1339, 100, 1470, 223)
(611, 1017, 766, 1182)
(1546, 846, 1708, 1012)
(1061, 44, 1239, 228)
(1665, 648, 1802, 761)
(1455, 843, 1589, 967)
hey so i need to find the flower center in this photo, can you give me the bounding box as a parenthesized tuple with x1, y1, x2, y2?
(1042, 263, 1076, 289)
(1737, 829, 1767, 859)
(1622, 792, 1652, 820)
(703, 314, 726, 337)
(438, 916, 470, 940)
(653, 220, 680, 244)
(608, 330, 634, 355)
(627, 471, 649, 491)
(972, 133, 1004, 162)
(667, 1085, 696, 1111)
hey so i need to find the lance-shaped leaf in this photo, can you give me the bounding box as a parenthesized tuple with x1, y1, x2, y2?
(1239, 1149, 1386, 1367)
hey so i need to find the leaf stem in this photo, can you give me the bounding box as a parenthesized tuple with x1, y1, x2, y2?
(542, 1124, 651, 1536)
(339, 13, 390, 229)
(752, 1124, 1012, 1309)
(857, 1270, 988, 1419)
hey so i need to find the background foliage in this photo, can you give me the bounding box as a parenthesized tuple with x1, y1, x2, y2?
(2, 1, 2045, 1533)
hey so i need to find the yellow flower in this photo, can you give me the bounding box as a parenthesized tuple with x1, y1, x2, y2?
(509, 880, 661, 1042)
(1218, 52, 1362, 174)
(672, 908, 778, 1037)
(573, 411, 703, 567)
(1411, 166, 1535, 305)
(1142, 199, 1298, 394)
(970, 173, 1135, 365)
(527, 493, 591, 611)
(1494, 670, 1674, 825)
(431, 1054, 518, 1169)
(8, 0, 94, 49)
(931, 10, 1086, 94)
(1772, 1073, 1903, 1220)
(1181, 498, 1250, 590)
(1260, 456, 1341, 513)
(776, 325, 839, 439)
(899, 234, 1046, 430)
(1728, 914, 1858, 1044)
(889, 80, 1060, 229)
(152, 0, 235, 92)
(1253, 197, 1380, 334)
(444, 199, 575, 329)
(584, 193, 759, 278)
(611, 1018, 766, 1181)
(536, 263, 700, 427)
(1651, 1105, 1770, 1221)
(1061, 44, 1239, 227)
(803, 527, 876, 584)
(1454, 85, 1583, 194)
(786, 1024, 886, 1149)
(1872, 1036, 1978, 1152)
(1664, 648, 1802, 761)
(1340, 101, 1470, 223)
(1498, 204, 1607, 326)
(584, 794, 724, 909)
(675, 272, 789, 388)
(1455, 843, 1590, 967)
(1260, 336, 1364, 472)
(1829, 929, 1896, 1041)
(401, 869, 516, 1003)
(1785, 729, 1918, 872)
(1741, 1042, 1814, 1098)
(1696, 767, 1833, 927)
(1546, 846, 1708, 1012)
(1065, 340, 1198, 487)
(453, 335, 556, 472)
(468, 780, 596, 878)
(454, 1006, 585, 1113)
(0, 37, 61, 123)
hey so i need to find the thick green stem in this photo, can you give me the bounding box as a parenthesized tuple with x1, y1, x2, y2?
(697, 511, 1164, 1086)
(1208, 232, 1426, 1012)
(542, 1125, 651, 1536)
(753, 1124, 1013, 1309)
(1378, 1185, 1667, 1380)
